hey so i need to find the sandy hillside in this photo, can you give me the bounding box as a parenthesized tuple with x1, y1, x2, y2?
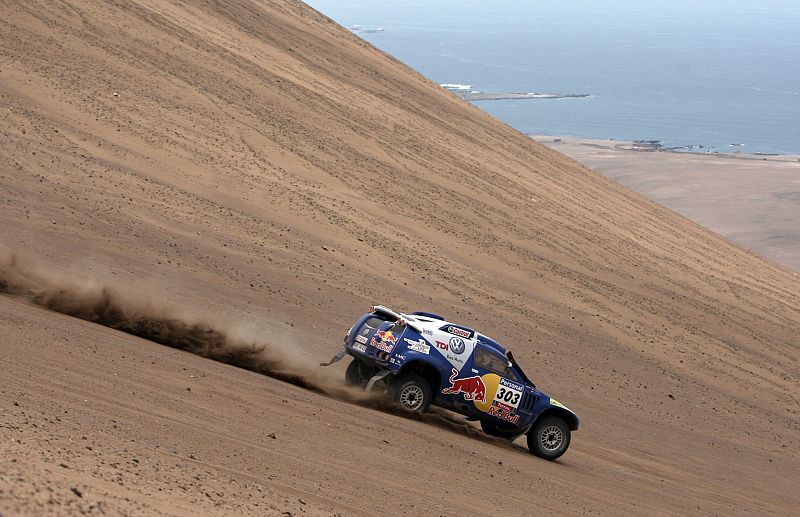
(1, 0, 799, 515)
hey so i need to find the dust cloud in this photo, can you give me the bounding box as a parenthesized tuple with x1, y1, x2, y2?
(0, 253, 515, 449)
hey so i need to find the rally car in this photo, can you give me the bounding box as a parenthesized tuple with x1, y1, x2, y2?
(322, 305, 579, 460)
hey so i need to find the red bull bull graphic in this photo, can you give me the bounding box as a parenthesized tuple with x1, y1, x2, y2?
(370, 329, 397, 353)
(377, 329, 398, 344)
(441, 368, 487, 403)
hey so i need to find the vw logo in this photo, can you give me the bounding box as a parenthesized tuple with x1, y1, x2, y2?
(449, 337, 465, 354)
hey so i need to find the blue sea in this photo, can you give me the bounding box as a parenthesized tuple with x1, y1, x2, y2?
(306, 0, 800, 155)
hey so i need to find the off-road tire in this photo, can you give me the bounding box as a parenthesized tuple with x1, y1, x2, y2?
(345, 358, 367, 388)
(481, 420, 525, 440)
(391, 374, 432, 412)
(527, 416, 570, 460)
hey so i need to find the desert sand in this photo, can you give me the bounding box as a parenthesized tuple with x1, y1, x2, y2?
(534, 136, 800, 272)
(1, 1, 798, 515)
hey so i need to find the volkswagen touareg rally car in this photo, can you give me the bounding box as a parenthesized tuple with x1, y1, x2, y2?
(322, 305, 579, 460)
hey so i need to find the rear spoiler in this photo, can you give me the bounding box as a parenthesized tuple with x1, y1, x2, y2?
(371, 305, 422, 333)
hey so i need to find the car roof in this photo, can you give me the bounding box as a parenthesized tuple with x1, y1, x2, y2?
(403, 313, 508, 356)
(476, 334, 507, 356)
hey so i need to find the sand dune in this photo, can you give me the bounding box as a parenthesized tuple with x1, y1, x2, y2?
(1, 0, 799, 515)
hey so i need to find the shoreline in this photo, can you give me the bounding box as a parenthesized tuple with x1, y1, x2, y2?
(531, 135, 800, 163)
(439, 84, 590, 102)
(459, 92, 590, 101)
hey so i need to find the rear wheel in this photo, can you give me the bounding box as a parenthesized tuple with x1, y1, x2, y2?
(527, 416, 570, 460)
(391, 374, 432, 412)
(480, 420, 525, 440)
(345, 358, 368, 388)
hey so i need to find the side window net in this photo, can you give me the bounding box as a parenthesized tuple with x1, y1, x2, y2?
(476, 347, 510, 377)
(474, 347, 491, 369)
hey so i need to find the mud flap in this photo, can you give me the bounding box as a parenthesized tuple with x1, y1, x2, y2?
(319, 347, 347, 367)
(366, 369, 391, 391)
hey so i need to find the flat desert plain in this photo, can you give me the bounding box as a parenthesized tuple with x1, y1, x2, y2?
(534, 136, 800, 272)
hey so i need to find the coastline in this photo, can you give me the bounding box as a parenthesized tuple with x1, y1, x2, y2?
(440, 84, 590, 102)
(532, 135, 800, 163)
(459, 92, 590, 101)
(532, 135, 800, 272)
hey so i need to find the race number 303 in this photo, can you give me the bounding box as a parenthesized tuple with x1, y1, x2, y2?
(494, 379, 523, 408)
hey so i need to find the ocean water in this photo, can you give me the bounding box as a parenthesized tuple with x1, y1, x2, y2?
(306, 0, 800, 155)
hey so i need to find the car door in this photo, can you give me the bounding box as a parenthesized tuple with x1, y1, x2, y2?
(431, 323, 476, 373)
(463, 345, 529, 425)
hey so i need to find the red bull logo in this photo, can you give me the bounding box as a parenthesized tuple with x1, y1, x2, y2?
(370, 329, 397, 353)
(488, 403, 520, 424)
(375, 329, 397, 345)
(441, 368, 486, 403)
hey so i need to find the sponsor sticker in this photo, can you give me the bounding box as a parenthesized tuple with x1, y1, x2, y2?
(446, 352, 465, 366)
(441, 368, 487, 403)
(353, 343, 367, 353)
(422, 329, 433, 336)
(494, 378, 523, 409)
(376, 329, 398, 345)
(487, 403, 520, 425)
(448, 337, 466, 354)
(446, 326, 472, 339)
(469, 373, 522, 427)
(549, 398, 571, 411)
(370, 338, 394, 353)
(404, 338, 430, 354)
(355, 334, 368, 344)
(370, 329, 397, 353)
(435, 341, 448, 351)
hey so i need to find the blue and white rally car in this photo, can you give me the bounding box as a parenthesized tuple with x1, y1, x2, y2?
(323, 305, 579, 460)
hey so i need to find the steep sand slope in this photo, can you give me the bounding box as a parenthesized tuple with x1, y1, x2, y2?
(1, 0, 798, 515)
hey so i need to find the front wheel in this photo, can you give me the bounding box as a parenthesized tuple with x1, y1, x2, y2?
(527, 416, 571, 460)
(391, 374, 432, 412)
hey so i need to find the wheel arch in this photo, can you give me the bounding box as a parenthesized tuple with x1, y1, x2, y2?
(534, 407, 579, 431)
(397, 360, 442, 393)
